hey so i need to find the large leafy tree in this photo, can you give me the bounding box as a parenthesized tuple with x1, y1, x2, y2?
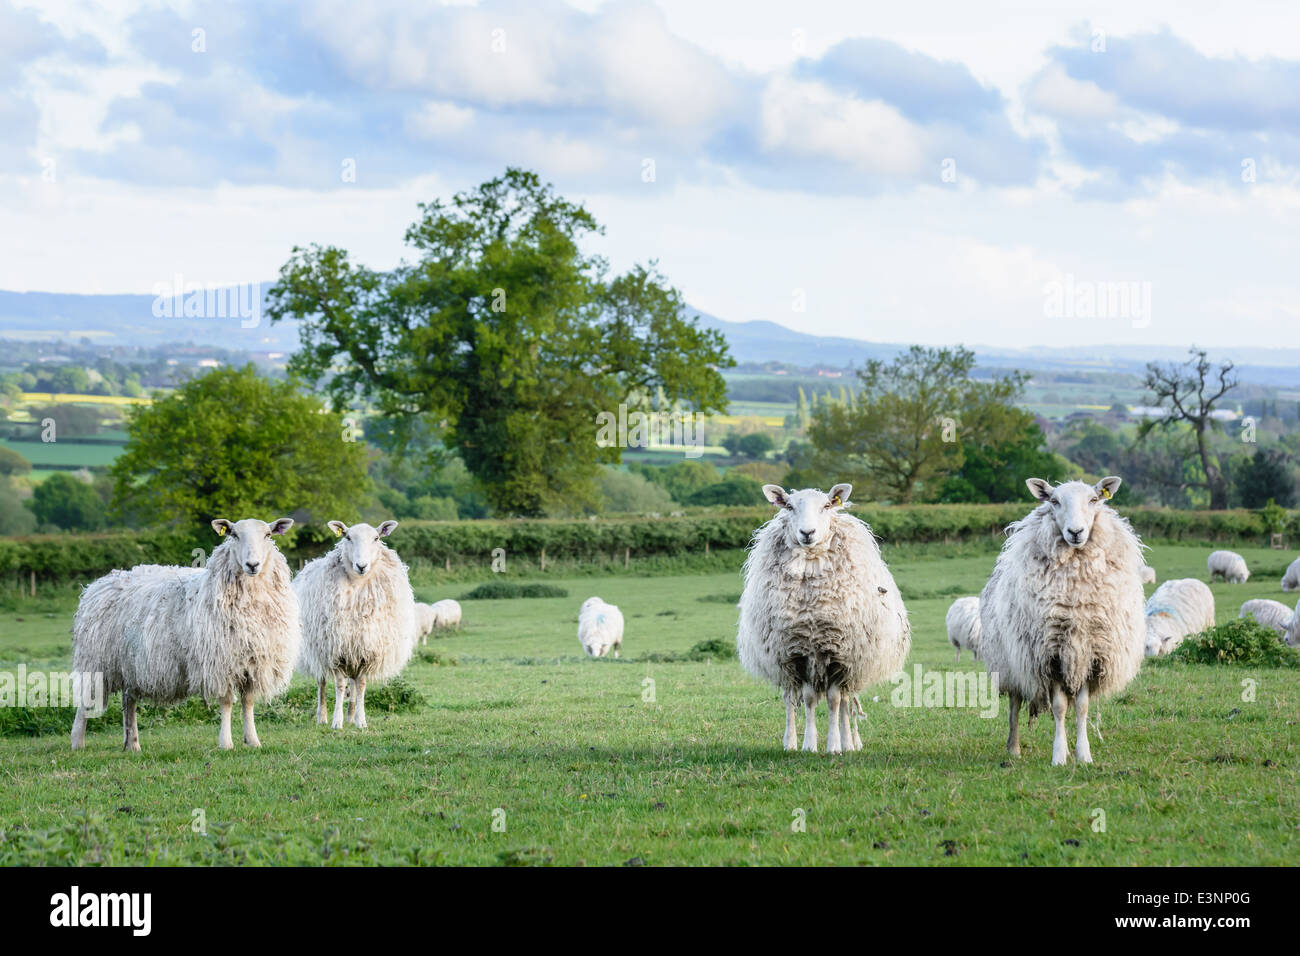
(801, 346, 1037, 503)
(31, 473, 106, 530)
(266, 168, 732, 516)
(110, 365, 369, 528)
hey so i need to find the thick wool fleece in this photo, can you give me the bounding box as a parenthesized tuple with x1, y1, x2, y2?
(72, 540, 300, 703)
(295, 542, 416, 685)
(738, 512, 910, 698)
(980, 502, 1145, 716)
(1145, 578, 1215, 654)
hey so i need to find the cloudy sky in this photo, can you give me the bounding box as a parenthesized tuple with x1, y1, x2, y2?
(4, 0, 1299, 348)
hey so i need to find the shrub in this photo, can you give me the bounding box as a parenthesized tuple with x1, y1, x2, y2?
(458, 580, 569, 600)
(1169, 618, 1300, 668)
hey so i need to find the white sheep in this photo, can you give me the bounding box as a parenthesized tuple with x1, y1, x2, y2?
(1287, 599, 1300, 648)
(1280, 557, 1300, 592)
(1144, 578, 1215, 656)
(738, 483, 910, 754)
(415, 599, 463, 644)
(70, 517, 300, 752)
(1207, 550, 1249, 583)
(295, 520, 417, 729)
(1239, 598, 1293, 638)
(578, 597, 623, 658)
(1140, 565, 1156, 585)
(945, 596, 982, 663)
(980, 477, 1146, 766)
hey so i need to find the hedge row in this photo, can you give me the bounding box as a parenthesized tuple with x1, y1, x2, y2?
(1, 504, 1293, 585)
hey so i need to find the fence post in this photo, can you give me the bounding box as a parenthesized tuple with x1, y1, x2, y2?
(445, 556, 451, 572)
(30, 570, 36, 598)
(705, 540, 710, 557)
(540, 547, 546, 572)
(624, 547, 630, 569)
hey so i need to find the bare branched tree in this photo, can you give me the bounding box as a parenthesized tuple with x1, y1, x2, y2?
(1138, 347, 1238, 509)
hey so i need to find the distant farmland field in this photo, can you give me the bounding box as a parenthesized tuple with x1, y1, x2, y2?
(0, 439, 123, 471)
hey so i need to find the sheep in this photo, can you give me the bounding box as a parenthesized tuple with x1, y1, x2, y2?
(737, 483, 910, 754)
(414, 602, 438, 644)
(945, 596, 982, 663)
(578, 597, 623, 658)
(1207, 550, 1250, 584)
(1144, 578, 1215, 656)
(1140, 565, 1156, 585)
(1239, 598, 1293, 638)
(416, 599, 463, 644)
(1287, 600, 1300, 648)
(1281, 557, 1300, 592)
(979, 477, 1145, 766)
(295, 520, 417, 730)
(70, 517, 299, 752)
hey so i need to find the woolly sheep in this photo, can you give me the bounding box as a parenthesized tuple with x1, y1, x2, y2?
(945, 596, 982, 663)
(414, 599, 461, 645)
(1207, 550, 1249, 583)
(578, 597, 623, 658)
(1281, 557, 1300, 593)
(1140, 565, 1156, 585)
(1239, 598, 1293, 638)
(1144, 578, 1215, 656)
(1287, 600, 1300, 648)
(414, 602, 438, 644)
(980, 477, 1145, 766)
(295, 520, 417, 729)
(738, 483, 910, 754)
(70, 517, 300, 752)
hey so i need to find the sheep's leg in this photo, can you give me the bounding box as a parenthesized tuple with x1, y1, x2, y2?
(1074, 683, 1092, 764)
(800, 684, 818, 753)
(954, 645, 961, 664)
(216, 691, 234, 750)
(345, 678, 357, 723)
(1006, 690, 1022, 757)
(315, 679, 328, 724)
(241, 692, 261, 748)
(353, 676, 368, 729)
(782, 690, 798, 751)
(331, 676, 347, 730)
(71, 705, 87, 751)
(838, 701, 853, 753)
(826, 685, 843, 753)
(1050, 684, 1069, 766)
(122, 691, 141, 753)
(851, 697, 863, 751)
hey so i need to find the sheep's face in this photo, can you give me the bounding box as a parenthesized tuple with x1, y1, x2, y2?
(580, 597, 603, 615)
(328, 520, 398, 577)
(1143, 615, 1166, 656)
(1026, 476, 1121, 550)
(763, 483, 851, 550)
(212, 517, 293, 576)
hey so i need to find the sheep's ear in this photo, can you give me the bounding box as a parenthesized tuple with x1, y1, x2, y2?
(1025, 478, 1053, 502)
(211, 519, 233, 537)
(1095, 476, 1122, 500)
(269, 518, 294, 535)
(762, 484, 789, 507)
(828, 483, 852, 508)
(377, 520, 399, 538)
(327, 520, 347, 537)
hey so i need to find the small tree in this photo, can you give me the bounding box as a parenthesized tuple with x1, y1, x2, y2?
(110, 365, 370, 529)
(31, 473, 106, 531)
(0, 447, 32, 477)
(1139, 348, 1238, 509)
(737, 433, 775, 459)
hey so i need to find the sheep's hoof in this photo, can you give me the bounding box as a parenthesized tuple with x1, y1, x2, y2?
(124, 741, 140, 753)
(218, 739, 234, 751)
(245, 737, 262, 748)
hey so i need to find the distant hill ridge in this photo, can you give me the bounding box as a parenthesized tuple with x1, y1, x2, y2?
(1, 288, 1297, 386)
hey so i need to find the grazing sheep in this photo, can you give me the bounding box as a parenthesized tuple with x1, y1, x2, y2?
(1207, 550, 1250, 583)
(70, 517, 299, 752)
(414, 602, 438, 644)
(578, 597, 623, 658)
(1281, 557, 1300, 592)
(414, 599, 461, 644)
(980, 477, 1145, 766)
(1239, 598, 1293, 638)
(945, 596, 982, 663)
(1140, 565, 1156, 585)
(295, 520, 417, 730)
(1144, 578, 1215, 656)
(1286, 600, 1300, 648)
(738, 483, 910, 754)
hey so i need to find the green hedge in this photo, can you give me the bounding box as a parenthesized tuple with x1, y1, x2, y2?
(0, 505, 1292, 584)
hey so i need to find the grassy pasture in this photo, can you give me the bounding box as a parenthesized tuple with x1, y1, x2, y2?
(0, 542, 1293, 865)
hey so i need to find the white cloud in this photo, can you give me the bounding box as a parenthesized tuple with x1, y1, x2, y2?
(405, 100, 475, 139)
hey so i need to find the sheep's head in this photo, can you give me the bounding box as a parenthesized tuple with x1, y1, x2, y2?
(762, 483, 851, 550)
(327, 520, 398, 577)
(580, 597, 604, 615)
(1143, 613, 1169, 657)
(211, 517, 293, 576)
(1026, 476, 1121, 549)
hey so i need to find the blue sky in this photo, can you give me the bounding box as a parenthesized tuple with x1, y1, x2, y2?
(3, 0, 1299, 348)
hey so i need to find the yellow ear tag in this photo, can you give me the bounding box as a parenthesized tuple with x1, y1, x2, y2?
(333, 526, 343, 537)
(831, 495, 841, 505)
(216, 526, 226, 536)
(1101, 488, 1112, 499)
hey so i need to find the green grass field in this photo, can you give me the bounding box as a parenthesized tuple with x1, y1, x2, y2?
(0, 543, 1294, 865)
(1, 439, 122, 469)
